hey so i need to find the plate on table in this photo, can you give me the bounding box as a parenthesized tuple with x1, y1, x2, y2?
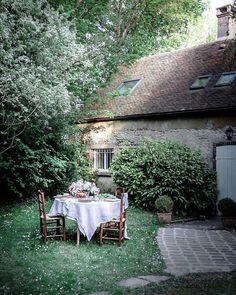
(54, 195, 63, 199)
(54, 194, 73, 199)
(59, 197, 70, 201)
(103, 198, 119, 202)
(63, 193, 74, 198)
(77, 198, 92, 203)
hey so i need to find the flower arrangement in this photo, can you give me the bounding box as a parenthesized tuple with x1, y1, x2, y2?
(69, 180, 99, 198)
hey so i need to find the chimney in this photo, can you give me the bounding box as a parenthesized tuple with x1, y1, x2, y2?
(216, 4, 236, 39)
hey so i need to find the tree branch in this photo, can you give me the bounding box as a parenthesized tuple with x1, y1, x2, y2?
(115, 0, 144, 43)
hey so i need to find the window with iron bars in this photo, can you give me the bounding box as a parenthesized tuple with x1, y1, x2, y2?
(91, 148, 114, 172)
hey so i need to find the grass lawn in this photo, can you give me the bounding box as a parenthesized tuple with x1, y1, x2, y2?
(0, 199, 163, 294)
(0, 199, 236, 295)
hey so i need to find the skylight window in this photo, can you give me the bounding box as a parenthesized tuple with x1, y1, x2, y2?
(117, 79, 141, 95)
(215, 72, 236, 87)
(190, 75, 211, 90)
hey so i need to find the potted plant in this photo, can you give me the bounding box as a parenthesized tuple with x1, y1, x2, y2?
(155, 195, 174, 223)
(218, 197, 236, 229)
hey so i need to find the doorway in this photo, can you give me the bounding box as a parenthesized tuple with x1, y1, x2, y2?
(216, 144, 236, 202)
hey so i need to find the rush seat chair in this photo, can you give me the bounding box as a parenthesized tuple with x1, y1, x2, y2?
(99, 189, 126, 246)
(37, 190, 66, 242)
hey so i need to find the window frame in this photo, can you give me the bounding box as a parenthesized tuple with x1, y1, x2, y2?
(215, 72, 236, 87)
(190, 74, 212, 90)
(116, 78, 142, 95)
(91, 148, 114, 173)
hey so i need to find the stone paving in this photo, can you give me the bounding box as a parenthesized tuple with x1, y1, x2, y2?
(87, 275, 170, 295)
(167, 216, 224, 230)
(87, 218, 236, 294)
(157, 227, 236, 276)
(117, 275, 169, 288)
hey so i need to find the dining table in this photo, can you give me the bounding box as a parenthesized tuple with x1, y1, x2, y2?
(48, 193, 128, 245)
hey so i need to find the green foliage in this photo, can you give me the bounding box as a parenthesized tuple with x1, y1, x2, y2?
(224, 39, 236, 69)
(49, 0, 206, 68)
(107, 90, 123, 97)
(51, 0, 206, 119)
(184, 10, 217, 47)
(1, 0, 78, 150)
(218, 198, 236, 217)
(96, 193, 114, 199)
(1, 123, 76, 199)
(0, 0, 207, 201)
(155, 195, 174, 213)
(0, 0, 98, 200)
(111, 139, 217, 217)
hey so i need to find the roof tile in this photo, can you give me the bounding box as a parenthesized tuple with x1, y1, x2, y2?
(86, 40, 236, 120)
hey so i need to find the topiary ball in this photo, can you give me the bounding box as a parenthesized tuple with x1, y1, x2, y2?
(154, 195, 174, 213)
(218, 198, 236, 217)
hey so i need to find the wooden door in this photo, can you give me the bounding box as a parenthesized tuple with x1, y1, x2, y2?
(216, 145, 236, 202)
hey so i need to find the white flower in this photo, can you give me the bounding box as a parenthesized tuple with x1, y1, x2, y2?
(83, 181, 92, 192)
(68, 179, 99, 194)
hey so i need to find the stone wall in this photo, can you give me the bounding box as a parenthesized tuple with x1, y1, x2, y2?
(81, 114, 236, 188)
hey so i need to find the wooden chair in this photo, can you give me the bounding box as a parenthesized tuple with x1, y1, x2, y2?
(99, 189, 126, 246)
(37, 190, 66, 242)
(115, 187, 124, 198)
(115, 187, 127, 220)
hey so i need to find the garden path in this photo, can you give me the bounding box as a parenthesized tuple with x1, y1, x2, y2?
(87, 218, 236, 294)
(157, 217, 236, 276)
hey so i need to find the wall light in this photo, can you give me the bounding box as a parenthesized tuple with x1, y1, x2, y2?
(225, 126, 234, 140)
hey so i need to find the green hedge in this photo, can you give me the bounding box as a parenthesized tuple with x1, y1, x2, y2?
(111, 139, 217, 217)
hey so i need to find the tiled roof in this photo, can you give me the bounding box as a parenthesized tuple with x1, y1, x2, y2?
(86, 40, 236, 121)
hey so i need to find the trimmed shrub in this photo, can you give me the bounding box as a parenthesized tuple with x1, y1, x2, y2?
(218, 198, 236, 217)
(111, 139, 217, 217)
(155, 195, 174, 213)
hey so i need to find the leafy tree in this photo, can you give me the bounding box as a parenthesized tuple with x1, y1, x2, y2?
(49, 0, 206, 63)
(0, 0, 207, 201)
(47, 0, 207, 119)
(0, 0, 108, 152)
(184, 6, 217, 47)
(102, 0, 206, 55)
(111, 139, 217, 217)
(229, 1, 236, 67)
(0, 0, 102, 200)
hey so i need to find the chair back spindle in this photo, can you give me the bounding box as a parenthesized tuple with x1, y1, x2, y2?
(38, 190, 47, 221)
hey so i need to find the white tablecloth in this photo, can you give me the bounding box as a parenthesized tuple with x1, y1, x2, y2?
(49, 195, 128, 241)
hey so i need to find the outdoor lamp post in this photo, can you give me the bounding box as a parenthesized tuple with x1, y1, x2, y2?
(225, 126, 234, 140)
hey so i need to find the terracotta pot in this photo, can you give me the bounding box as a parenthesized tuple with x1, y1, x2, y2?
(157, 212, 172, 223)
(221, 216, 236, 229)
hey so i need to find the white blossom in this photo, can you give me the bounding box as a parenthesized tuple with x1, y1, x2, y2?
(0, 0, 106, 152)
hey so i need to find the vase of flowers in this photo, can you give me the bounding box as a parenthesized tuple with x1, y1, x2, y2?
(69, 179, 99, 199)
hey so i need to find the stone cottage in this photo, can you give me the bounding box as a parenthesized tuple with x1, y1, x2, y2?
(80, 4, 236, 202)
